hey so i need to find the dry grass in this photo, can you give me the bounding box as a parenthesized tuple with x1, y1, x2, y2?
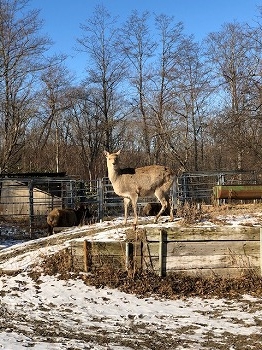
(202, 202, 262, 216)
(33, 202, 262, 299)
(176, 202, 262, 225)
(176, 202, 204, 224)
(38, 249, 262, 300)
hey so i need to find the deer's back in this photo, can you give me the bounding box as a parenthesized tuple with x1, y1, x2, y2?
(113, 165, 174, 196)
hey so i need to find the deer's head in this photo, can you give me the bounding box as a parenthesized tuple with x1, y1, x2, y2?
(104, 150, 121, 169)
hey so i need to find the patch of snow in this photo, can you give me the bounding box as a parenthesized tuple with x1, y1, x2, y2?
(0, 214, 262, 348)
(0, 272, 261, 349)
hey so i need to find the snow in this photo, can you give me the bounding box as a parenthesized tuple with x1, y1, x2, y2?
(0, 214, 262, 349)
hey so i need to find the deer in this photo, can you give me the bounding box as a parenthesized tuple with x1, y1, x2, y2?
(104, 150, 175, 227)
(47, 205, 91, 235)
(142, 202, 170, 216)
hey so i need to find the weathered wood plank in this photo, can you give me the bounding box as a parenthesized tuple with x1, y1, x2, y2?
(166, 254, 259, 269)
(71, 241, 142, 256)
(70, 240, 143, 271)
(147, 254, 259, 270)
(144, 241, 260, 257)
(91, 255, 126, 268)
(68, 225, 261, 277)
(169, 267, 260, 278)
(71, 254, 84, 270)
(145, 226, 260, 241)
(91, 241, 126, 255)
(260, 228, 262, 276)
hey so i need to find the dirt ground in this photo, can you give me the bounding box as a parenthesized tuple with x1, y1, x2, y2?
(1, 203, 262, 349)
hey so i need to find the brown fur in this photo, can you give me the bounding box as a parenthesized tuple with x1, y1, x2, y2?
(47, 205, 90, 235)
(143, 202, 170, 216)
(104, 150, 175, 226)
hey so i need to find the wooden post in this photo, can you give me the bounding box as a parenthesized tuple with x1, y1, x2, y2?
(126, 242, 134, 276)
(260, 228, 262, 276)
(159, 230, 167, 277)
(83, 240, 92, 272)
(28, 180, 34, 238)
(97, 178, 104, 222)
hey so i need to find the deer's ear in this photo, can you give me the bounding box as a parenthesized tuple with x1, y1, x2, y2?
(116, 150, 121, 155)
(103, 150, 109, 157)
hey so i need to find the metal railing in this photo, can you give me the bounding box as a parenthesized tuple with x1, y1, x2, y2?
(0, 170, 258, 234)
(177, 170, 257, 204)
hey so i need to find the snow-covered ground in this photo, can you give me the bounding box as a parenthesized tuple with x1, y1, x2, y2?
(0, 213, 262, 349)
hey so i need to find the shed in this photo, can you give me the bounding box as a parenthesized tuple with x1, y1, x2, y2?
(0, 180, 61, 216)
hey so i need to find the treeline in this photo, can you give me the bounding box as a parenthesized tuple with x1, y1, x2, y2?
(1, 0, 262, 180)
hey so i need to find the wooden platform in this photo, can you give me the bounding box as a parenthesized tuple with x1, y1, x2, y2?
(69, 225, 261, 277)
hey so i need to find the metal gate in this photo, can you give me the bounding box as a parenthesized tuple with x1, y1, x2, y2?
(0, 170, 257, 234)
(177, 170, 257, 204)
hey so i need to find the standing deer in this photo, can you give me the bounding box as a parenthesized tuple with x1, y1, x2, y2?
(104, 150, 175, 226)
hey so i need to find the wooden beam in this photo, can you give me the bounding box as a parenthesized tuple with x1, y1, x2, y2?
(126, 242, 134, 276)
(260, 228, 262, 277)
(159, 230, 167, 277)
(83, 240, 91, 272)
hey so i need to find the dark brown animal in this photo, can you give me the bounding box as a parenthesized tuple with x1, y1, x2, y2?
(142, 202, 170, 216)
(104, 150, 175, 226)
(47, 205, 91, 235)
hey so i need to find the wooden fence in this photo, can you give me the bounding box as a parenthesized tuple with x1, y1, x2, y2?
(69, 226, 261, 277)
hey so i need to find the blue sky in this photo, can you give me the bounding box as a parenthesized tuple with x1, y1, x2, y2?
(29, 0, 261, 82)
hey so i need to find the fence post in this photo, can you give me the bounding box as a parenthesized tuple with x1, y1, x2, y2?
(97, 178, 104, 222)
(83, 240, 92, 272)
(159, 230, 167, 277)
(260, 228, 262, 276)
(126, 242, 134, 276)
(172, 180, 178, 210)
(28, 180, 34, 238)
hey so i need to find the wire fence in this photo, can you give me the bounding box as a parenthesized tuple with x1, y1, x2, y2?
(177, 170, 257, 204)
(0, 170, 258, 234)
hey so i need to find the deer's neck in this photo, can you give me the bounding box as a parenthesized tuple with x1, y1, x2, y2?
(107, 164, 120, 183)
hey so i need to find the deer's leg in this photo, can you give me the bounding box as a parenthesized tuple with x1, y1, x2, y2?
(48, 225, 53, 236)
(129, 194, 138, 226)
(169, 198, 174, 221)
(123, 197, 130, 224)
(154, 190, 169, 223)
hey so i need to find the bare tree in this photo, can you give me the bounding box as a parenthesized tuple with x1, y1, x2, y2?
(171, 37, 212, 171)
(148, 14, 186, 166)
(143, 14, 212, 171)
(77, 4, 127, 152)
(118, 10, 157, 162)
(68, 87, 106, 180)
(205, 22, 259, 170)
(37, 64, 74, 172)
(0, 0, 52, 172)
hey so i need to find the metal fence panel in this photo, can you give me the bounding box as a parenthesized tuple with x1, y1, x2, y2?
(177, 171, 257, 204)
(0, 170, 258, 234)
